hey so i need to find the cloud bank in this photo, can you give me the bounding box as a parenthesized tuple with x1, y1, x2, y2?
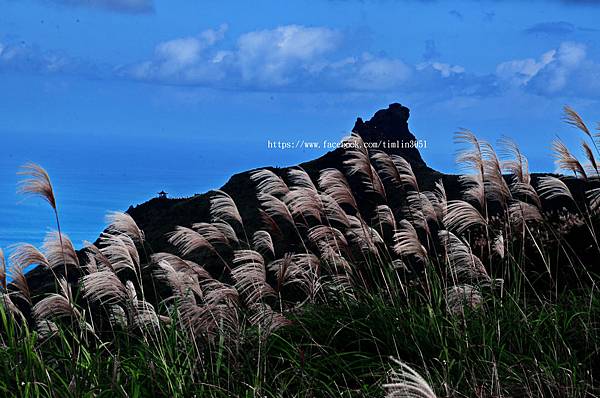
(497, 41, 600, 97)
(2, 24, 599, 101)
(119, 25, 469, 93)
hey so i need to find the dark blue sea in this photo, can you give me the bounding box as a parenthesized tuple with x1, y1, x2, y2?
(1, 130, 332, 266)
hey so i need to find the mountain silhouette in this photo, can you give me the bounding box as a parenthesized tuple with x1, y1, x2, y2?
(125, 103, 443, 254)
(18, 102, 595, 297)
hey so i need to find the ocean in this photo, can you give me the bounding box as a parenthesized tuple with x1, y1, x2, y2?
(0, 130, 331, 261)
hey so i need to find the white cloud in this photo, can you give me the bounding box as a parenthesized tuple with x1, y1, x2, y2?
(236, 25, 341, 86)
(556, 41, 586, 67)
(496, 41, 596, 96)
(6, 24, 598, 101)
(156, 38, 203, 66)
(417, 61, 466, 77)
(431, 62, 465, 77)
(496, 49, 556, 85)
(121, 25, 439, 92)
(0, 41, 74, 74)
(125, 25, 228, 84)
(347, 54, 412, 90)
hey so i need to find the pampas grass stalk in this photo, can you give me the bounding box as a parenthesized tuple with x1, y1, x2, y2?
(17, 163, 69, 278)
(0, 248, 5, 291)
(383, 357, 437, 398)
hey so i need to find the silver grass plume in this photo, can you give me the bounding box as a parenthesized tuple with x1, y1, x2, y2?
(36, 319, 59, 339)
(258, 193, 295, 227)
(81, 270, 129, 306)
(33, 277, 82, 324)
(106, 212, 144, 244)
(231, 250, 275, 304)
(346, 215, 384, 255)
(393, 220, 428, 263)
(439, 231, 490, 282)
(581, 141, 599, 177)
(107, 305, 128, 329)
(552, 139, 587, 179)
(213, 222, 239, 245)
(179, 301, 240, 341)
(316, 242, 352, 274)
(323, 274, 356, 299)
(563, 106, 590, 134)
(371, 151, 418, 191)
(404, 192, 437, 232)
(309, 226, 349, 252)
(455, 130, 485, 177)
(342, 133, 386, 198)
(455, 130, 489, 210)
(43, 231, 79, 270)
(370, 151, 403, 189)
(282, 187, 324, 224)
(131, 300, 160, 332)
(423, 180, 447, 223)
(83, 243, 114, 273)
(459, 173, 485, 209)
(268, 253, 321, 299)
(126, 280, 160, 331)
(0, 249, 5, 291)
(287, 168, 317, 191)
(201, 278, 239, 306)
(100, 233, 140, 273)
(563, 106, 598, 153)
(320, 193, 351, 228)
(259, 209, 284, 239)
(0, 292, 25, 320)
(10, 243, 50, 271)
(318, 168, 358, 211)
(210, 190, 243, 227)
(168, 227, 215, 257)
(587, 188, 600, 214)
(509, 179, 541, 209)
(383, 357, 437, 398)
(508, 200, 544, 227)
(499, 136, 530, 185)
(482, 142, 512, 207)
(17, 163, 69, 276)
(493, 233, 505, 259)
(391, 155, 419, 191)
(154, 260, 202, 303)
(443, 200, 487, 235)
(536, 176, 575, 202)
(251, 169, 289, 196)
(82, 250, 99, 273)
(7, 254, 34, 305)
(373, 204, 397, 231)
(192, 222, 235, 247)
(151, 253, 211, 280)
(445, 284, 483, 316)
(248, 303, 291, 338)
(17, 163, 56, 210)
(252, 230, 275, 257)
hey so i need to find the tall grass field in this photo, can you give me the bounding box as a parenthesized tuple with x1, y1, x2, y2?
(1, 107, 599, 397)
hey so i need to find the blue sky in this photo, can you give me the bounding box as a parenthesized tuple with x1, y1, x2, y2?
(2, 0, 600, 169)
(1, 0, 600, 249)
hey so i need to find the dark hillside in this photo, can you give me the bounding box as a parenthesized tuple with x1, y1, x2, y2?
(126, 103, 446, 253)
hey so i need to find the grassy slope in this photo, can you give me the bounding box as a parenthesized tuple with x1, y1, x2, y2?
(1, 266, 598, 397)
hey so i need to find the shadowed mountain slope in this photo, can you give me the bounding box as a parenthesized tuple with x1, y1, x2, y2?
(125, 103, 444, 254)
(19, 102, 596, 296)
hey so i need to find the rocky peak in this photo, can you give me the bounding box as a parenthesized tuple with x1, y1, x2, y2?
(352, 103, 426, 168)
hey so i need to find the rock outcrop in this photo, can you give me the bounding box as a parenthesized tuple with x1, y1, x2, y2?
(125, 103, 442, 253)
